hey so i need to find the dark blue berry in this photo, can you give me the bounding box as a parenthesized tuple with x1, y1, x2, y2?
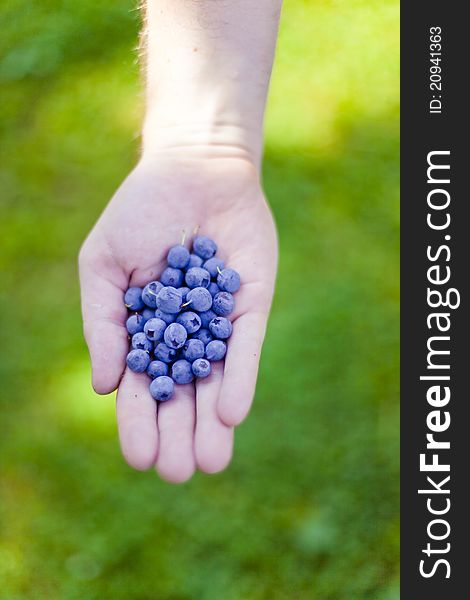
(147, 360, 169, 379)
(144, 317, 167, 342)
(185, 267, 210, 289)
(193, 236, 217, 260)
(171, 359, 194, 384)
(187, 253, 203, 269)
(141, 281, 164, 308)
(163, 322, 187, 349)
(212, 291, 234, 317)
(150, 376, 174, 401)
(182, 339, 205, 362)
(154, 343, 178, 363)
(203, 257, 225, 278)
(208, 317, 233, 339)
(205, 340, 227, 361)
(217, 268, 241, 293)
(176, 311, 202, 334)
(167, 245, 190, 269)
(124, 287, 145, 311)
(131, 332, 153, 352)
(192, 328, 213, 346)
(126, 349, 151, 373)
(155, 286, 183, 314)
(160, 267, 184, 288)
(192, 358, 211, 378)
(126, 314, 145, 335)
(186, 287, 212, 312)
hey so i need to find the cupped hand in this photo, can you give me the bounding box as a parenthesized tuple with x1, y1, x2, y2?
(79, 154, 277, 482)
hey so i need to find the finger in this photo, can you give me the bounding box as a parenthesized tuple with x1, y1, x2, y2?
(217, 311, 268, 427)
(116, 369, 159, 470)
(195, 362, 233, 474)
(155, 383, 196, 483)
(79, 251, 128, 394)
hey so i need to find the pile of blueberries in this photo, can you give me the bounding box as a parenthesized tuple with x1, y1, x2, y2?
(124, 235, 240, 402)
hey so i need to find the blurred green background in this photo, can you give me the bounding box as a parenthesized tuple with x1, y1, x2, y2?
(0, 0, 399, 598)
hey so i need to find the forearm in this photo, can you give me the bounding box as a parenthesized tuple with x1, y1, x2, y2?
(141, 0, 282, 166)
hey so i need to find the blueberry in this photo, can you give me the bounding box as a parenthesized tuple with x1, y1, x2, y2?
(141, 281, 163, 308)
(154, 342, 178, 363)
(126, 314, 145, 335)
(164, 322, 188, 349)
(192, 358, 212, 378)
(147, 360, 169, 379)
(178, 286, 190, 301)
(176, 311, 202, 334)
(193, 236, 217, 260)
(124, 287, 145, 311)
(217, 268, 241, 293)
(203, 257, 225, 278)
(205, 340, 227, 361)
(160, 267, 184, 288)
(131, 332, 153, 352)
(167, 245, 190, 269)
(209, 317, 233, 339)
(171, 359, 194, 384)
(154, 308, 176, 324)
(144, 317, 167, 342)
(192, 328, 213, 346)
(182, 338, 205, 362)
(185, 267, 211, 289)
(155, 286, 183, 314)
(198, 309, 217, 329)
(186, 287, 212, 312)
(150, 376, 174, 401)
(212, 291, 235, 317)
(142, 307, 156, 322)
(187, 253, 203, 269)
(126, 349, 151, 373)
(208, 282, 220, 297)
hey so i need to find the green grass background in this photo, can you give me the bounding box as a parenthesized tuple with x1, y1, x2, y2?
(0, 1, 399, 598)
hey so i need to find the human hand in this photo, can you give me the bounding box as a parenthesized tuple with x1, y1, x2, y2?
(79, 153, 277, 482)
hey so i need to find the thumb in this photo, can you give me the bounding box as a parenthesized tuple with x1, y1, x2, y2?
(79, 246, 129, 394)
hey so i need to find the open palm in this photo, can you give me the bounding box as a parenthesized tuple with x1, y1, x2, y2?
(79, 155, 278, 482)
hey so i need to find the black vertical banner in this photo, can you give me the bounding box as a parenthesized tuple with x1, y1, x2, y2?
(401, 2, 468, 598)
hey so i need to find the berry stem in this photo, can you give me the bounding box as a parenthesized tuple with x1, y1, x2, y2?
(181, 229, 186, 245)
(180, 299, 193, 308)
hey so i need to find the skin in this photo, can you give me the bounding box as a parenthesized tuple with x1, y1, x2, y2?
(79, 0, 281, 482)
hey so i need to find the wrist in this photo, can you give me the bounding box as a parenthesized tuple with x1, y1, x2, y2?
(142, 102, 264, 168)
